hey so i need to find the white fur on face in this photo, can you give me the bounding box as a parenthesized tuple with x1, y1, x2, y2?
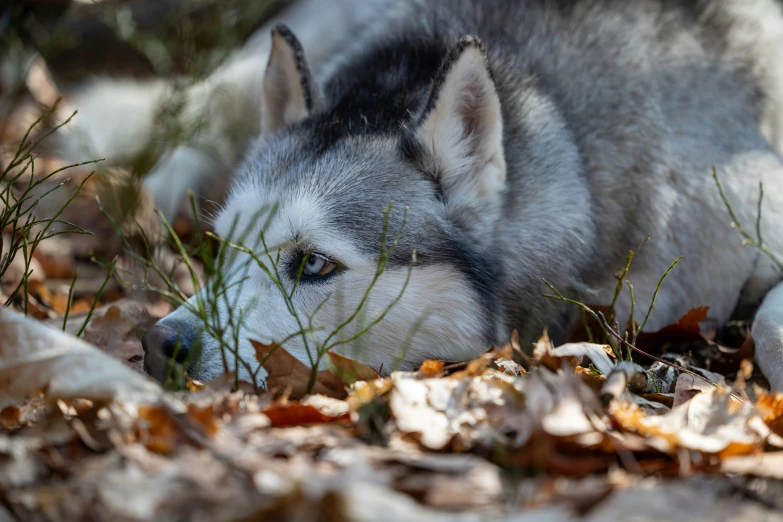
(169, 189, 488, 384)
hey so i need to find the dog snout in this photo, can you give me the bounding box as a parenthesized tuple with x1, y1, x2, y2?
(142, 321, 197, 383)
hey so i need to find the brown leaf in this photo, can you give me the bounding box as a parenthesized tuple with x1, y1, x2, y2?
(533, 331, 579, 372)
(635, 306, 709, 352)
(495, 358, 525, 376)
(137, 405, 179, 454)
(61, 300, 169, 371)
(263, 395, 350, 427)
(717, 332, 756, 362)
(327, 351, 380, 384)
(755, 392, 783, 437)
(32, 236, 74, 279)
(417, 360, 445, 379)
(251, 340, 346, 400)
(186, 403, 219, 437)
(451, 345, 513, 379)
(0, 405, 20, 429)
(611, 386, 768, 457)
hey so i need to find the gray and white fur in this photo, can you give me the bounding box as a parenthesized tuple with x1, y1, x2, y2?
(131, 0, 783, 389)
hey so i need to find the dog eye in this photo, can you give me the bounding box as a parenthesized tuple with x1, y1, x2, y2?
(302, 252, 338, 278)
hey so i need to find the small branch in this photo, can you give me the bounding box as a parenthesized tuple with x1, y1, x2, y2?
(597, 312, 720, 390)
(713, 168, 783, 273)
(635, 256, 682, 342)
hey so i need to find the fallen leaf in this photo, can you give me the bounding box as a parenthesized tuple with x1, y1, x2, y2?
(551, 343, 616, 376)
(417, 360, 445, 379)
(56, 299, 169, 371)
(721, 451, 783, 479)
(672, 372, 715, 408)
(611, 386, 769, 456)
(755, 392, 783, 437)
(187, 403, 220, 437)
(263, 395, 350, 427)
(495, 358, 525, 376)
(251, 340, 345, 400)
(137, 405, 179, 454)
(450, 346, 513, 378)
(600, 361, 651, 404)
(533, 331, 589, 372)
(0, 405, 20, 429)
(327, 351, 379, 385)
(634, 306, 709, 352)
(32, 236, 74, 279)
(0, 307, 162, 407)
(388, 373, 458, 450)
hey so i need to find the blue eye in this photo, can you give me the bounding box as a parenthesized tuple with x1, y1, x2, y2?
(302, 252, 338, 277)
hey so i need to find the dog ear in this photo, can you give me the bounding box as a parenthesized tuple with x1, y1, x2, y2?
(408, 36, 506, 236)
(261, 24, 324, 136)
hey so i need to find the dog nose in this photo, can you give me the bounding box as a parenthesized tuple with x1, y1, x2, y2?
(142, 322, 195, 364)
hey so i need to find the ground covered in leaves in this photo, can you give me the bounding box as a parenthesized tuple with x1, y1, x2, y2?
(2, 46, 783, 522)
(3, 288, 783, 521)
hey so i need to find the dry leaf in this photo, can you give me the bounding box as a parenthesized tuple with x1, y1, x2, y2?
(263, 395, 350, 427)
(635, 306, 709, 352)
(551, 343, 616, 376)
(672, 372, 715, 408)
(55, 300, 171, 371)
(0, 307, 162, 407)
(417, 360, 445, 378)
(495, 358, 525, 376)
(388, 373, 459, 450)
(600, 361, 650, 404)
(533, 331, 582, 372)
(187, 403, 220, 437)
(721, 451, 783, 479)
(755, 392, 783, 437)
(327, 351, 380, 384)
(137, 405, 180, 454)
(32, 236, 74, 279)
(251, 340, 346, 400)
(611, 387, 769, 456)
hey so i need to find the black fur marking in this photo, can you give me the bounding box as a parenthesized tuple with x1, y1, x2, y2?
(271, 23, 318, 113)
(398, 130, 424, 164)
(440, 229, 503, 344)
(306, 35, 451, 153)
(417, 35, 494, 127)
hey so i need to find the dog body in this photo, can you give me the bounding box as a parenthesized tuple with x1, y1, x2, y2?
(139, 0, 783, 388)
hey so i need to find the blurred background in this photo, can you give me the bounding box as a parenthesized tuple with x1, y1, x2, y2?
(0, 0, 294, 346)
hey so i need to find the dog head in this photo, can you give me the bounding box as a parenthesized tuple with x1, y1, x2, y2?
(142, 26, 508, 385)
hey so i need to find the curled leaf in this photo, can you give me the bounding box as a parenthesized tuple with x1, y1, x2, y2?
(0, 307, 162, 407)
(327, 352, 379, 385)
(251, 340, 345, 399)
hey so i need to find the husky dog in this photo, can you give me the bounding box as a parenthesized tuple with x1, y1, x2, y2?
(138, 0, 783, 390)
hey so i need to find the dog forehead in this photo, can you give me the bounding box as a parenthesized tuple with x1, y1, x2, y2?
(222, 132, 438, 228)
(216, 127, 484, 277)
(216, 186, 378, 268)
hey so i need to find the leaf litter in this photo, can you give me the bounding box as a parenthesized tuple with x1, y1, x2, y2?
(2, 302, 783, 521)
(3, 38, 783, 522)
